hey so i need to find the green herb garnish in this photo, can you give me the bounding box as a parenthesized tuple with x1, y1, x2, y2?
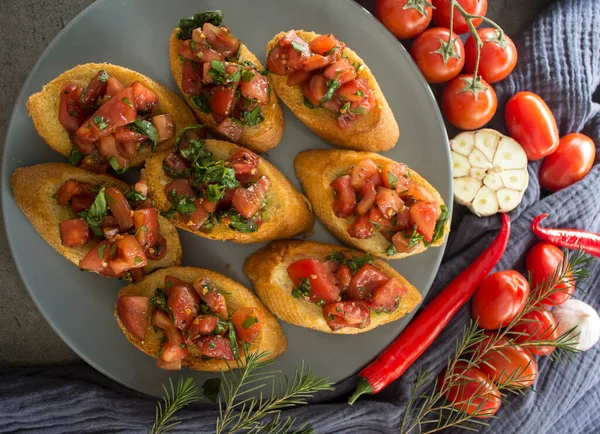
(291, 278, 311, 299)
(176, 10, 224, 40)
(77, 187, 108, 237)
(129, 118, 159, 151)
(68, 148, 84, 166)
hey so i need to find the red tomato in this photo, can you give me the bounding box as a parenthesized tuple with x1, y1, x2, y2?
(336, 78, 370, 103)
(337, 264, 353, 292)
(240, 71, 269, 104)
(109, 235, 147, 275)
(152, 114, 175, 143)
(356, 181, 378, 215)
(117, 295, 149, 341)
(471, 270, 530, 330)
(181, 62, 203, 96)
(477, 336, 538, 388)
(287, 258, 341, 304)
(303, 74, 328, 106)
(231, 308, 261, 343)
(439, 362, 501, 418)
(392, 230, 414, 253)
(201, 23, 241, 58)
(376, 187, 404, 219)
(133, 208, 160, 250)
(409, 201, 439, 242)
(59, 218, 90, 247)
(347, 214, 374, 239)
(152, 310, 188, 363)
(323, 58, 357, 85)
(505, 91, 559, 161)
(105, 186, 134, 231)
(167, 280, 200, 331)
(80, 70, 108, 107)
(231, 175, 270, 218)
(442, 74, 497, 130)
(432, 0, 488, 34)
(208, 86, 237, 118)
(323, 301, 371, 331)
(511, 309, 558, 356)
(303, 54, 331, 71)
(351, 159, 379, 190)
(186, 315, 219, 342)
(287, 70, 313, 86)
(195, 335, 234, 360)
(368, 278, 406, 313)
(59, 84, 85, 132)
(331, 175, 357, 218)
(382, 163, 409, 190)
(348, 264, 389, 300)
(79, 241, 111, 274)
(227, 148, 260, 184)
(464, 28, 518, 84)
(165, 178, 196, 198)
(526, 242, 575, 306)
(215, 118, 244, 142)
(194, 278, 229, 319)
(309, 34, 345, 56)
(539, 133, 596, 192)
(131, 81, 159, 112)
(113, 126, 147, 144)
(106, 77, 125, 98)
(410, 28, 465, 83)
(185, 199, 209, 231)
(71, 134, 95, 155)
(376, 0, 433, 39)
(70, 194, 94, 214)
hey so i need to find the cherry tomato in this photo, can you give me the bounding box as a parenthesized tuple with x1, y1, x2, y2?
(505, 91, 559, 161)
(442, 74, 497, 130)
(539, 133, 596, 192)
(477, 336, 538, 388)
(464, 28, 518, 83)
(525, 242, 575, 306)
(438, 362, 501, 418)
(432, 0, 488, 35)
(511, 309, 558, 356)
(376, 0, 433, 40)
(471, 270, 530, 330)
(410, 28, 465, 83)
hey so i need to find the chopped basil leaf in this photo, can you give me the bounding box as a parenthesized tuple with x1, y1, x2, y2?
(97, 243, 106, 259)
(340, 102, 368, 116)
(241, 315, 258, 330)
(321, 73, 341, 104)
(68, 148, 84, 166)
(326, 252, 375, 274)
(407, 225, 424, 250)
(140, 225, 148, 233)
(98, 70, 109, 83)
(387, 171, 398, 189)
(227, 67, 241, 84)
(227, 321, 240, 360)
(150, 288, 174, 321)
(241, 69, 255, 82)
(242, 105, 264, 126)
(354, 89, 365, 97)
(213, 319, 228, 335)
(429, 205, 449, 245)
(324, 46, 340, 56)
(128, 118, 158, 151)
(109, 156, 128, 174)
(125, 188, 145, 203)
(353, 62, 364, 72)
(208, 60, 226, 84)
(175, 124, 205, 150)
(177, 10, 224, 40)
(291, 40, 307, 53)
(134, 256, 142, 265)
(163, 190, 197, 219)
(93, 115, 109, 131)
(190, 94, 211, 113)
(384, 244, 397, 256)
(77, 187, 107, 237)
(202, 378, 222, 403)
(207, 340, 217, 349)
(122, 97, 134, 108)
(291, 278, 311, 299)
(207, 183, 224, 203)
(219, 210, 260, 233)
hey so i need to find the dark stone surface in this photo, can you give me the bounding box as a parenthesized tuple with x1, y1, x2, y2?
(0, 0, 551, 366)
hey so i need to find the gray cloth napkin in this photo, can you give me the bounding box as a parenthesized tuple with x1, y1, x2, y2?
(3, 0, 600, 432)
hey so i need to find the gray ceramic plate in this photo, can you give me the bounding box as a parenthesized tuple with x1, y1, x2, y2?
(2, 0, 451, 397)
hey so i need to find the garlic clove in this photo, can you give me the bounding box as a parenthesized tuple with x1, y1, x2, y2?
(474, 129, 499, 161)
(451, 151, 471, 177)
(494, 136, 528, 170)
(450, 131, 476, 157)
(471, 186, 499, 217)
(454, 177, 481, 204)
(500, 169, 529, 190)
(470, 168, 486, 180)
(553, 299, 600, 352)
(469, 148, 492, 170)
(497, 188, 522, 213)
(483, 172, 504, 190)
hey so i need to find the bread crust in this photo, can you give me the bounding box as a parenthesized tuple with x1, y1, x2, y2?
(169, 29, 284, 153)
(294, 149, 450, 259)
(266, 30, 399, 152)
(142, 139, 314, 243)
(10, 163, 182, 274)
(244, 240, 422, 334)
(26, 62, 198, 167)
(115, 266, 287, 371)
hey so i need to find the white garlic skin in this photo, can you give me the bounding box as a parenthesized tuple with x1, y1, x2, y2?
(553, 299, 600, 352)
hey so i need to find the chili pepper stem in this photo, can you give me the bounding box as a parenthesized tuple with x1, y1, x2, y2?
(348, 377, 373, 405)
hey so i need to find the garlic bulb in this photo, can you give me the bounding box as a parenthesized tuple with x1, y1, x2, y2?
(553, 299, 600, 352)
(451, 129, 529, 217)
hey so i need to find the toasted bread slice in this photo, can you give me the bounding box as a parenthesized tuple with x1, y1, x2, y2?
(27, 62, 197, 167)
(116, 266, 287, 371)
(10, 163, 182, 274)
(142, 139, 314, 243)
(169, 30, 284, 153)
(244, 240, 422, 334)
(266, 30, 399, 152)
(294, 149, 449, 259)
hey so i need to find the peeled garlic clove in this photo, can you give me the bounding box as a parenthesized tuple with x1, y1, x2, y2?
(553, 299, 600, 352)
(471, 186, 499, 217)
(451, 151, 471, 177)
(454, 177, 481, 204)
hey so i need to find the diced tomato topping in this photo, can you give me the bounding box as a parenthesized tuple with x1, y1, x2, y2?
(392, 230, 416, 253)
(199, 46, 226, 64)
(323, 301, 371, 331)
(152, 310, 188, 363)
(231, 308, 261, 343)
(324, 58, 357, 85)
(337, 264, 352, 292)
(267, 32, 310, 75)
(186, 315, 219, 342)
(117, 140, 137, 160)
(330, 175, 356, 218)
(266, 46, 293, 75)
(187, 199, 209, 231)
(76, 87, 137, 142)
(81, 154, 109, 173)
(80, 71, 108, 108)
(151, 114, 175, 143)
(117, 296, 149, 341)
(108, 234, 147, 275)
(287, 70, 313, 86)
(356, 181, 378, 215)
(194, 278, 229, 319)
(202, 23, 241, 58)
(59, 85, 85, 132)
(336, 112, 360, 129)
(79, 240, 111, 273)
(227, 148, 260, 184)
(240, 72, 269, 104)
(163, 152, 190, 178)
(321, 96, 344, 112)
(366, 170, 383, 188)
(350, 159, 379, 190)
(96, 135, 129, 169)
(200, 197, 218, 213)
(217, 188, 234, 210)
(113, 126, 147, 143)
(303, 74, 328, 106)
(59, 218, 90, 247)
(167, 279, 200, 330)
(133, 208, 160, 250)
(165, 178, 196, 198)
(208, 86, 237, 118)
(368, 278, 406, 313)
(231, 175, 270, 218)
(403, 180, 437, 202)
(181, 62, 203, 96)
(348, 214, 374, 239)
(309, 34, 345, 56)
(195, 335, 234, 360)
(382, 162, 410, 190)
(70, 194, 94, 214)
(178, 39, 199, 61)
(145, 237, 167, 261)
(215, 117, 244, 142)
(131, 81, 159, 112)
(376, 188, 404, 219)
(336, 78, 370, 103)
(56, 180, 91, 205)
(347, 264, 389, 300)
(287, 258, 341, 304)
(303, 54, 331, 71)
(70, 134, 95, 155)
(105, 186, 134, 231)
(410, 201, 439, 243)
(106, 77, 125, 98)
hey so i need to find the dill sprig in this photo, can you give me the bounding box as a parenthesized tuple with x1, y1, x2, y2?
(150, 377, 201, 434)
(400, 249, 592, 433)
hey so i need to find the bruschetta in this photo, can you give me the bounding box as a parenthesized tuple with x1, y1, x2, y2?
(294, 150, 449, 259)
(265, 30, 399, 152)
(27, 63, 198, 174)
(116, 267, 287, 370)
(169, 10, 284, 152)
(244, 240, 421, 334)
(10, 163, 182, 280)
(142, 133, 314, 243)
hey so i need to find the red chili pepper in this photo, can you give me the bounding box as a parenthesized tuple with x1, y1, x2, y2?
(532, 214, 600, 257)
(348, 213, 511, 404)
